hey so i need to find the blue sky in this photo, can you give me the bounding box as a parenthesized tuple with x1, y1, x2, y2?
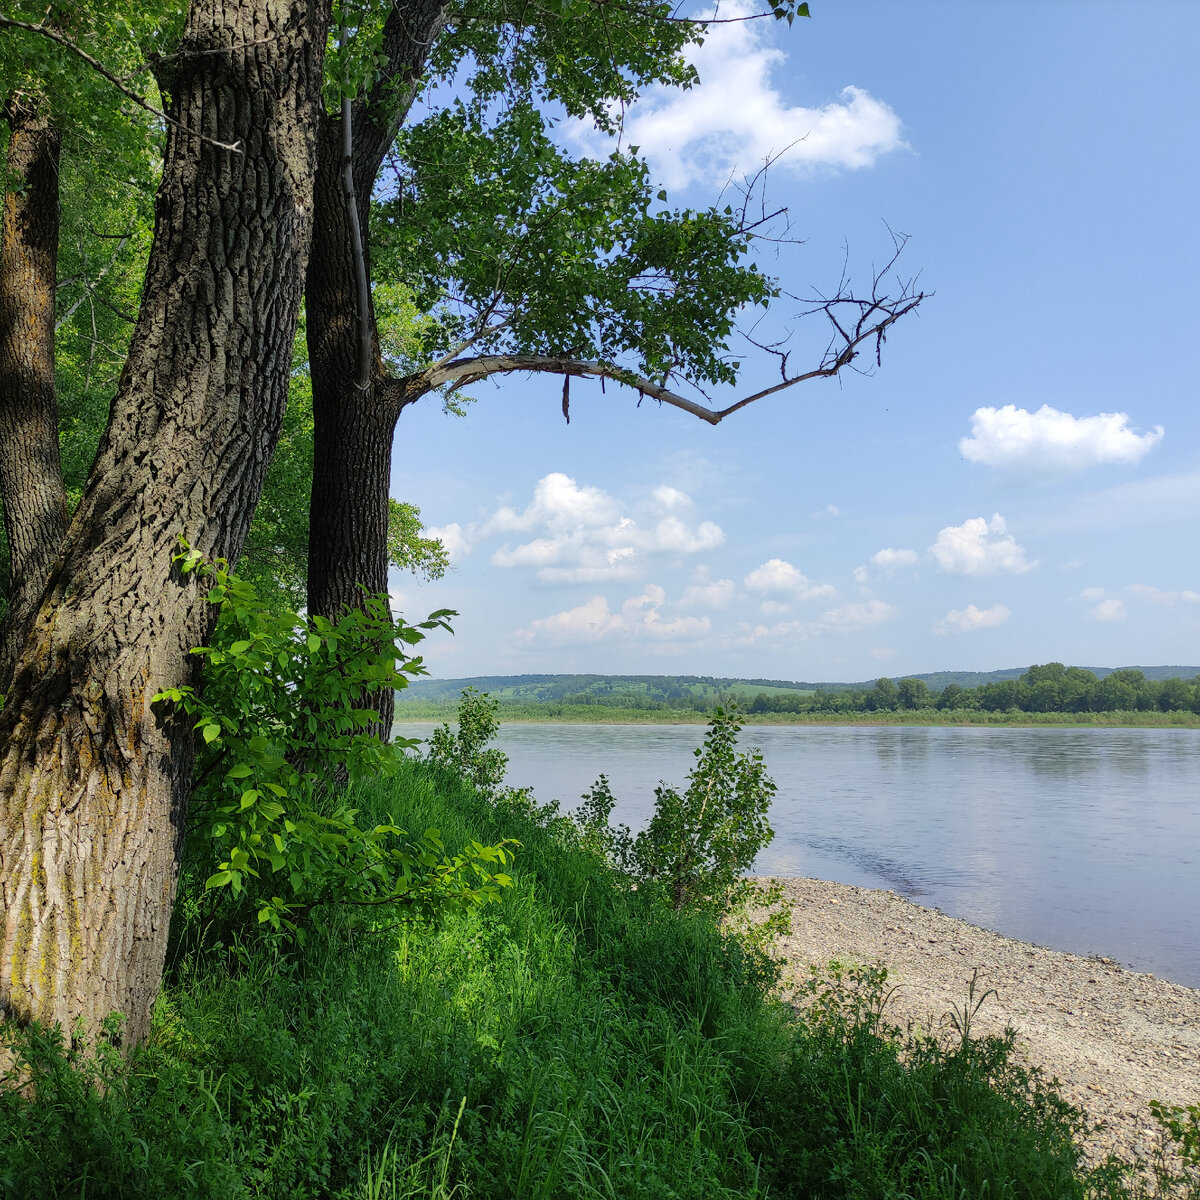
(388, 0, 1200, 683)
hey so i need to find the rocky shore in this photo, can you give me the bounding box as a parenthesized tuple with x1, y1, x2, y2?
(766, 875, 1200, 1173)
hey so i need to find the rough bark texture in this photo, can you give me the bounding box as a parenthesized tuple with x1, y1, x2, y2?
(0, 104, 68, 696)
(305, 0, 449, 735)
(0, 0, 330, 1048)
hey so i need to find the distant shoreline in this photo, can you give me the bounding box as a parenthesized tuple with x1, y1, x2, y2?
(394, 707, 1200, 729)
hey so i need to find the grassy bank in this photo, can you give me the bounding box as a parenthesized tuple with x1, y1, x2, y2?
(0, 759, 1183, 1198)
(395, 701, 1200, 728)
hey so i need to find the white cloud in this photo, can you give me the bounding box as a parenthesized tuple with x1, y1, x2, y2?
(517, 585, 711, 645)
(871, 547, 919, 571)
(821, 599, 897, 629)
(929, 514, 1035, 576)
(935, 603, 1010, 634)
(425, 522, 471, 564)
(811, 504, 842, 519)
(681, 578, 736, 609)
(485, 473, 723, 583)
(734, 597, 897, 645)
(1090, 598, 1126, 622)
(484, 472, 620, 535)
(744, 557, 835, 600)
(1126, 584, 1200, 605)
(959, 404, 1163, 474)
(568, 0, 903, 190)
(651, 484, 690, 510)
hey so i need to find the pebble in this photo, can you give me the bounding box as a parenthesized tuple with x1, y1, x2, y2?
(758, 875, 1200, 1176)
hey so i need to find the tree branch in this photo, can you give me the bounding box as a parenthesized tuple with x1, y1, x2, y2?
(416, 290, 925, 425)
(55, 235, 129, 330)
(340, 96, 373, 391)
(0, 14, 244, 153)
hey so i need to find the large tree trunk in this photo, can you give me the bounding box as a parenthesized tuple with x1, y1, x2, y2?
(0, 0, 329, 1048)
(305, 0, 449, 736)
(0, 103, 68, 696)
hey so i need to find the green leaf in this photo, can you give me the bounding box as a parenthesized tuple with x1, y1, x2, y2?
(202, 723, 221, 744)
(226, 763, 254, 779)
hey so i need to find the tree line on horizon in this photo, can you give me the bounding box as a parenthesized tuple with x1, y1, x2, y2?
(402, 664, 1200, 716)
(755, 664, 1200, 715)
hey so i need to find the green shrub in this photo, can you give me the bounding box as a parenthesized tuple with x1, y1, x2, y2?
(155, 548, 514, 934)
(573, 707, 789, 950)
(427, 687, 509, 799)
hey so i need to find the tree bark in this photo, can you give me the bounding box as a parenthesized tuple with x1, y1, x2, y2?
(305, 0, 449, 735)
(0, 103, 68, 697)
(0, 0, 329, 1048)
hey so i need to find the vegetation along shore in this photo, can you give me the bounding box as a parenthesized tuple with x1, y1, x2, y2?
(396, 663, 1200, 728)
(4, 684, 1198, 1197)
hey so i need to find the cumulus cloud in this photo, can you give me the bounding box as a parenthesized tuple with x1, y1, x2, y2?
(736, 597, 897, 644)
(935, 604, 1010, 634)
(928, 514, 1035, 576)
(743, 557, 835, 601)
(567, 0, 903, 190)
(517, 585, 711, 645)
(1090, 598, 1126, 622)
(871, 547, 919, 571)
(959, 405, 1163, 474)
(681, 578, 736, 609)
(821, 599, 897, 629)
(484, 472, 620, 535)
(426, 522, 471, 565)
(485, 473, 724, 583)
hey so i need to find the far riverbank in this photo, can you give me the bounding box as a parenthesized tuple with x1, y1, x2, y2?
(394, 704, 1200, 729)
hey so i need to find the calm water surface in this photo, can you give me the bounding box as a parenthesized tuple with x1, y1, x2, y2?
(395, 722, 1200, 989)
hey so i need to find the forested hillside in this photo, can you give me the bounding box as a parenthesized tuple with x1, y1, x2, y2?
(397, 665, 1200, 711)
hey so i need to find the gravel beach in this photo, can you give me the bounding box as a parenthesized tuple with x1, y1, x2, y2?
(766, 876, 1200, 1172)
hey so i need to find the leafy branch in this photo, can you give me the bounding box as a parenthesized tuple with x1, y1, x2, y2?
(0, 13, 244, 152)
(153, 545, 515, 933)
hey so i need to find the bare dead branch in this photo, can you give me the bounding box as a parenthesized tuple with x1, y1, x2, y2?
(55, 235, 129, 330)
(414, 235, 925, 423)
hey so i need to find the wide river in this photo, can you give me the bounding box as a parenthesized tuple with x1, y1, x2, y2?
(394, 722, 1200, 989)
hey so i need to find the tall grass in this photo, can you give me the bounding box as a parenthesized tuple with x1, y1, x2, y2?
(0, 760, 1171, 1198)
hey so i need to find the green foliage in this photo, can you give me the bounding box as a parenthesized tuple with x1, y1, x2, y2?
(1, 761, 1146, 1200)
(387, 500, 449, 582)
(1146, 1100, 1200, 1195)
(570, 708, 790, 950)
(754, 960, 1119, 1200)
(153, 549, 514, 932)
(427, 688, 510, 800)
(634, 708, 778, 909)
(379, 97, 772, 389)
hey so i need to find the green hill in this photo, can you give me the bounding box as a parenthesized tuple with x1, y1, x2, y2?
(396, 665, 1200, 705)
